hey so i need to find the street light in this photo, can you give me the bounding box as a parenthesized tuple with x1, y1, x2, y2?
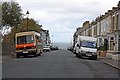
(26, 11, 29, 31)
(52, 35, 53, 47)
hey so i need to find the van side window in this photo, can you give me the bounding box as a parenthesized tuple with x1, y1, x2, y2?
(36, 35, 41, 42)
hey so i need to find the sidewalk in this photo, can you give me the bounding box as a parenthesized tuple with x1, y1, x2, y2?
(104, 59, 120, 70)
(98, 56, 120, 70)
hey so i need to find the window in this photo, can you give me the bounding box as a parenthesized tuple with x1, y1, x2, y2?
(94, 26, 97, 36)
(118, 37, 120, 51)
(110, 37, 114, 50)
(17, 35, 34, 44)
(116, 14, 119, 30)
(111, 37, 114, 40)
(119, 35, 120, 39)
(112, 16, 115, 30)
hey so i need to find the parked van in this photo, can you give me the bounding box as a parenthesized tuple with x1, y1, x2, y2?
(15, 31, 43, 58)
(74, 36, 97, 60)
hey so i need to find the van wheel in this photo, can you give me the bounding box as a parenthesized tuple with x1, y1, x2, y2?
(34, 53, 37, 57)
(16, 54, 20, 58)
(73, 51, 76, 54)
(91, 55, 97, 60)
(24, 54, 28, 58)
(40, 51, 43, 56)
(35, 50, 38, 57)
(40, 53, 42, 56)
(75, 54, 78, 57)
(93, 56, 97, 60)
(37, 53, 40, 56)
(38, 52, 42, 56)
(77, 53, 82, 58)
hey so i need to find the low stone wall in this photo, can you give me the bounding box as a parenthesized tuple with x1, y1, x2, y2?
(106, 51, 120, 61)
(2, 43, 15, 55)
(106, 53, 112, 59)
(112, 54, 120, 61)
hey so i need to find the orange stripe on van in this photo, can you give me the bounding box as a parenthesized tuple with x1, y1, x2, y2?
(16, 43, 35, 49)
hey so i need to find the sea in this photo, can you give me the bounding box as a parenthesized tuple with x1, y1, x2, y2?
(53, 42, 72, 50)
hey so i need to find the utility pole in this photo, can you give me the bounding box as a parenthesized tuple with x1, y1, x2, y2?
(26, 11, 29, 31)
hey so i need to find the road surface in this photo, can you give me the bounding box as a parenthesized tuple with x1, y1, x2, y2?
(2, 50, 119, 79)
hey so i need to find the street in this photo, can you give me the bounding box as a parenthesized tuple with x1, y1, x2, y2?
(2, 50, 119, 78)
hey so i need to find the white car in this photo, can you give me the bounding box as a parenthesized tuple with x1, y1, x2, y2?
(43, 44, 50, 52)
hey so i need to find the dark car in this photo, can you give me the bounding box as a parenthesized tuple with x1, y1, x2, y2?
(51, 46, 59, 50)
(67, 46, 73, 52)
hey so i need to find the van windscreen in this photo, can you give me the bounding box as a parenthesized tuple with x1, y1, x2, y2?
(17, 35, 34, 44)
(81, 41, 96, 48)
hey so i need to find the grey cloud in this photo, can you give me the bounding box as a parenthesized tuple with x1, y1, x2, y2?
(17, 0, 119, 42)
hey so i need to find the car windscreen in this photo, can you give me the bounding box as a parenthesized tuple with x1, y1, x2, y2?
(44, 45, 50, 48)
(17, 35, 34, 44)
(81, 40, 96, 49)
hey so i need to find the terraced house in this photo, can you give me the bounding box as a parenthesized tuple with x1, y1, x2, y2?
(73, 1, 120, 55)
(41, 29, 51, 47)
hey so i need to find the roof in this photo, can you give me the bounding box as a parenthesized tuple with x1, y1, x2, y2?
(78, 36, 97, 42)
(16, 31, 40, 37)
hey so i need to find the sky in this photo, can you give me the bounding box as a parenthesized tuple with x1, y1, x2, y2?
(2, 0, 120, 43)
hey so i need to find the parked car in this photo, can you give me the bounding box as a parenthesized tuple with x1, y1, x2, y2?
(51, 46, 59, 50)
(43, 44, 50, 52)
(67, 46, 73, 52)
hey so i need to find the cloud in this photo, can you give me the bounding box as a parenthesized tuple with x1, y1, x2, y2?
(15, 0, 119, 42)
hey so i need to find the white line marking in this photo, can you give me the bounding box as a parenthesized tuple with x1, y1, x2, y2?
(0, 61, 2, 63)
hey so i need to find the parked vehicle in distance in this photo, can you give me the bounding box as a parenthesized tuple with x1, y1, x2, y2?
(43, 44, 51, 52)
(74, 36, 97, 60)
(67, 46, 73, 52)
(51, 46, 59, 50)
(15, 31, 43, 58)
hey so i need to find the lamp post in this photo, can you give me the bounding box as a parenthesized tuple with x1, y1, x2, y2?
(52, 35, 53, 47)
(26, 11, 29, 31)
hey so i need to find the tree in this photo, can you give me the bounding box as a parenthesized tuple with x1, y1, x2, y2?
(1, 1, 42, 44)
(0, 3, 2, 29)
(8, 18, 42, 44)
(16, 18, 42, 32)
(2, 1, 23, 27)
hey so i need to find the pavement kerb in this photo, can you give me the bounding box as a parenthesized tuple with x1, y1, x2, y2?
(104, 61, 120, 70)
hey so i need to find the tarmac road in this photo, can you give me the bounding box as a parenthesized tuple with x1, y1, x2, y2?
(2, 50, 119, 79)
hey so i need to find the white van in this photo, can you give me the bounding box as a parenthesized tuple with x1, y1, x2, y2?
(74, 36, 97, 60)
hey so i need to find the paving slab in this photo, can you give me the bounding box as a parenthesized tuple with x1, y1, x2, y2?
(98, 56, 120, 70)
(104, 60, 120, 70)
